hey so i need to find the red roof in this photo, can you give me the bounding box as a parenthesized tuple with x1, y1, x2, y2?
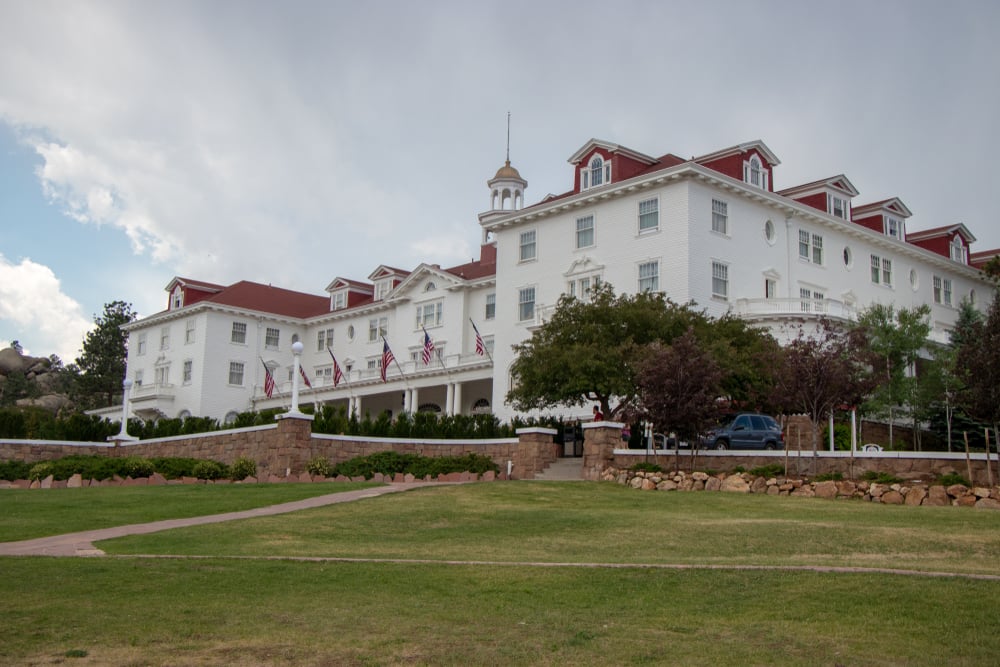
(205, 281, 329, 318)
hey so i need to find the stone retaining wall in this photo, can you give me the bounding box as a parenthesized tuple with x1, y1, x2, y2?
(602, 466, 1000, 509)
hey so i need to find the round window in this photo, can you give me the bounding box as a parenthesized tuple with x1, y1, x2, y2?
(909, 269, 919, 290)
(764, 220, 775, 244)
(347, 325, 355, 341)
(843, 247, 853, 268)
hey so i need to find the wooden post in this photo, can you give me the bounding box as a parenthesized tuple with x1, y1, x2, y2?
(963, 432, 974, 485)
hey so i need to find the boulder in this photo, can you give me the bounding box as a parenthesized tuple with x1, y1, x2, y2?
(925, 485, 951, 506)
(15, 394, 73, 413)
(705, 477, 721, 491)
(67, 473, 83, 488)
(904, 486, 927, 506)
(836, 481, 857, 497)
(657, 480, 677, 491)
(640, 478, 656, 491)
(956, 494, 977, 507)
(814, 481, 838, 499)
(0, 347, 27, 374)
(975, 497, 1000, 510)
(972, 487, 991, 499)
(946, 484, 969, 498)
(750, 477, 767, 494)
(721, 474, 749, 493)
(880, 490, 904, 504)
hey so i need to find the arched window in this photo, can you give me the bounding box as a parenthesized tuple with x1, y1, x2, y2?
(743, 155, 768, 189)
(417, 403, 441, 413)
(223, 411, 239, 425)
(590, 157, 604, 187)
(178, 409, 191, 420)
(472, 398, 491, 414)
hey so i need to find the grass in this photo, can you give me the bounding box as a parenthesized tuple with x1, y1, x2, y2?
(0, 482, 375, 541)
(2, 481, 1000, 665)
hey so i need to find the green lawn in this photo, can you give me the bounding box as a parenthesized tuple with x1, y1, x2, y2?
(2, 481, 999, 666)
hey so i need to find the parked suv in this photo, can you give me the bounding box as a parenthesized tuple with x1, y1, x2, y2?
(703, 413, 784, 450)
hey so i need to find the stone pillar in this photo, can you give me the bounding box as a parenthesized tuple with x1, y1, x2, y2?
(270, 412, 315, 475)
(514, 427, 559, 479)
(582, 421, 623, 481)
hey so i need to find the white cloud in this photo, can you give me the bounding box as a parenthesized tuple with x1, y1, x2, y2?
(0, 254, 93, 362)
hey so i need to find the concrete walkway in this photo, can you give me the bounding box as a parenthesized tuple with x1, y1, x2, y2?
(0, 483, 438, 557)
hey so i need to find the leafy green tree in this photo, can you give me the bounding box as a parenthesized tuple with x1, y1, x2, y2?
(955, 291, 1000, 441)
(74, 301, 137, 408)
(854, 304, 931, 448)
(506, 285, 708, 418)
(636, 328, 723, 445)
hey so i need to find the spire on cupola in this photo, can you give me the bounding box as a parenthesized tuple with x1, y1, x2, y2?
(485, 112, 527, 214)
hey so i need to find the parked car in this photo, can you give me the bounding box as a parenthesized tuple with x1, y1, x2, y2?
(702, 413, 784, 450)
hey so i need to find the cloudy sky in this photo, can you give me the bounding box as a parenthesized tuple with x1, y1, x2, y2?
(1, 0, 997, 362)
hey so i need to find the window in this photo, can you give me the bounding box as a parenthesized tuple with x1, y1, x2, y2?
(368, 317, 388, 342)
(799, 288, 825, 313)
(317, 328, 334, 351)
(347, 325, 355, 341)
(638, 198, 658, 232)
(933, 276, 953, 306)
(638, 261, 659, 293)
(375, 279, 392, 301)
(172, 291, 182, 309)
(159, 327, 170, 350)
(711, 262, 729, 299)
(843, 247, 853, 268)
(764, 219, 775, 243)
(137, 333, 147, 356)
(518, 287, 536, 322)
(415, 302, 443, 328)
(590, 157, 604, 187)
(183, 360, 192, 384)
(485, 293, 496, 320)
(885, 217, 903, 239)
(332, 292, 346, 310)
(568, 275, 600, 301)
(134, 370, 143, 387)
(765, 278, 777, 299)
(231, 322, 247, 344)
(798, 231, 823, 264)
(576, 215, 594, 249)
(228, 361, 244, 386)
(743, 155, 768, 189)
(950, 236, 967, 263)
(265, 327, 280, 350)
(711, 199, 728, 234)
(870, 255, 892, 286)
(185, 320, 195, 344)
(366, 357, 380, 371)
(519, 230, 536, 262)
(828, 194, 849, 219)
(155, 365, 169, 386)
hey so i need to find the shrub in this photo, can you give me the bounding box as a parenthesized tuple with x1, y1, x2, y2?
(28, 462, 54, 481)
(862, 470, 903, 485)
(813, 472, 844, 482)
(331, 451, 500, 480)
(147, 457, 204, 479)
(305, 456, 332, 477)
(936, 472, 971, 487)
(749, 463, 784, 478)
(230, 457, 257, 480)
(630, 462, 663, 473)
(121, 457, 155, 478)
(0, 459, 32, 481)
(191, 460, 228, 480)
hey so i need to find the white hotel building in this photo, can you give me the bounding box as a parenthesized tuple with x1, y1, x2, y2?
(120, 137, 996, 423)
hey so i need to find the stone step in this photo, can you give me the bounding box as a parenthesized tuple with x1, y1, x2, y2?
(535, 457, 584, 481)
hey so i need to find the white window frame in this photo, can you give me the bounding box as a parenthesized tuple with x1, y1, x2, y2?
(575, 215, 594, 249)
(519, 230, 537, 262)
(711, 199, 728, 235)
(711, 261, 729, 299)
(375, 279, 392, 301)
(933, 275, 953, 306)
(134, 369, 143, 387)
(228, 361, 245, 386)
(799, 231, 823, 265)
(159, 327, 170, 351)
(185, 320, 195, 344)
(638, 197, 658, 233)
(828, 194, 850, 220)
(885, 217, 904, 239)
(638, 260, 659, 293)
(765, 278, 777, 299)
(567, 274, 601, 302)
(183, 360, 193, 384)
(870, 255, 893, 286)
(799, 288, 826, 313)
(332, 292, 347, 311)
(950, 236, 967, 263)
(265, 327, 280, 350)
(155, 364, 169, 387)
(518, 286, 536, 322)
(485, 293, 496, 320)
(231, 321, 247, 345)
(743, 155, 769, 189)
(137, 333, 147, 356)
(317, 328, 334, 351)
(415, 302, 443, 329)
(368, 316, 388, 343)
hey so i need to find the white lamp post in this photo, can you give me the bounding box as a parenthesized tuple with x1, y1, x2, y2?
(109, 377, 138, 444)
(290, 341, 303, 414)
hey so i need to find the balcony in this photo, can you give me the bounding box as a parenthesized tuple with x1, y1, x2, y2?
(734, 297, 857, 321)
(129, 382, 175, 419)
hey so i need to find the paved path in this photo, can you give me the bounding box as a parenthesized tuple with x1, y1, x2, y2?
(0, 483, 436, 557)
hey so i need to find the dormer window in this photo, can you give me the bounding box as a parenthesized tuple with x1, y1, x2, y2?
(581, 156, 611, 190)
(828, 194, 850, 220)
(950, 236, 968, 263)
(885, 217, 904, 240)
(743, 155, 769, 190)
(332, 292, 346, 310)
(375, 279, 392, 301)
(171, 287, 182, 309)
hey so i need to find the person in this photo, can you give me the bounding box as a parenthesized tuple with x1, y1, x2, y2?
(621, 424, 631, 442)
(592, 405, 604, 421)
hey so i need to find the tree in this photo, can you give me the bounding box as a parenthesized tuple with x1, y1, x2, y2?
(636, 328, 723, 444)
(955, 291, 1000, 440)
(75, 301, 137, 408)
(772, 321, 874, 454)
(854, 304, 931, 448)
(506, 285, 710, 418)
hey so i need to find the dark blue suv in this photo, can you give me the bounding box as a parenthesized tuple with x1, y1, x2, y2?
(703, 413, 784, 450)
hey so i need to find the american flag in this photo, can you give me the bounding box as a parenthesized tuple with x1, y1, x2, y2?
(261, 358, 275, 398)
(421, 328, 435, 365)
(381, 338, 395, 382)
(471, 319, 486, 356)
(328, 348, 344, 387)
(298, 365, 312, 389)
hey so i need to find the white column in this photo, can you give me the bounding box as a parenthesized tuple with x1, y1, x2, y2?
(828, 412, 835, 451)
(445, 383, 455, 416)
(290, 341, 304, 414)
(851, 408, 857, 453)
(452, 382, 463, 416)
(410, 387, 418, 413)
(118, 378, 133, 437)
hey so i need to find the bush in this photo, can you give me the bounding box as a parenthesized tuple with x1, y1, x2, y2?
(862, 470, 903, 485)
(331, 451, 500, 480)
(147, 457, 203, 479)
(230, 457, 257, 480)
(813, 472, 844, 482)
(191, 460, 228, 480)
(749, 463, 784, 478)
(936, 472, 971, 487)
(0, 459, 32, 481)
(306, 456, 332, 477)
(121, 457, 155, 478)
(630, 462, 663, 473)
(28, 462, 54, 481)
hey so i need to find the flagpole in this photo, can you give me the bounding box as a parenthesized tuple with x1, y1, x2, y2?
(469, 318, 493, 363)
(328, 346, 357, 418)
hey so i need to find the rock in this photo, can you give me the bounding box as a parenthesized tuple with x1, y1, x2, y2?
(679, 478, 694, 491)
(692, 480, 704, 491)
(40, 474, 53, 489)
(814, 481, 838, 499)
(881, 490, 904, 505)
(705, 477, 721, 491)
(640, 478, 656, 491)
(67, 473, 83, 488)
(149, 472, 168, 485)
(15, 394, 73, 413)
(750, 477, 767, 494)
(955, 494, 977, 507)
(790, 485, 815, 497)
(972, 487, 991, 498)
(243, 476, 258, 484)
(721, 474, 749, 493)
(0, 347, 28, 374)
(657, 480, 677, 491)
(925, 486, 950, 506)
(904, 486, 927, 506)
(975, 497, 1000, 510)
(629, 476, 644, 489)
(482, 471, 496, 481)
(298, 472, 313, 483)
(766, 485, 779, 495)
(946, 484, 969, 498)
(691, 472, 709, 482)
(404, 473, 416, 484)
(836, 481, 857, 497)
